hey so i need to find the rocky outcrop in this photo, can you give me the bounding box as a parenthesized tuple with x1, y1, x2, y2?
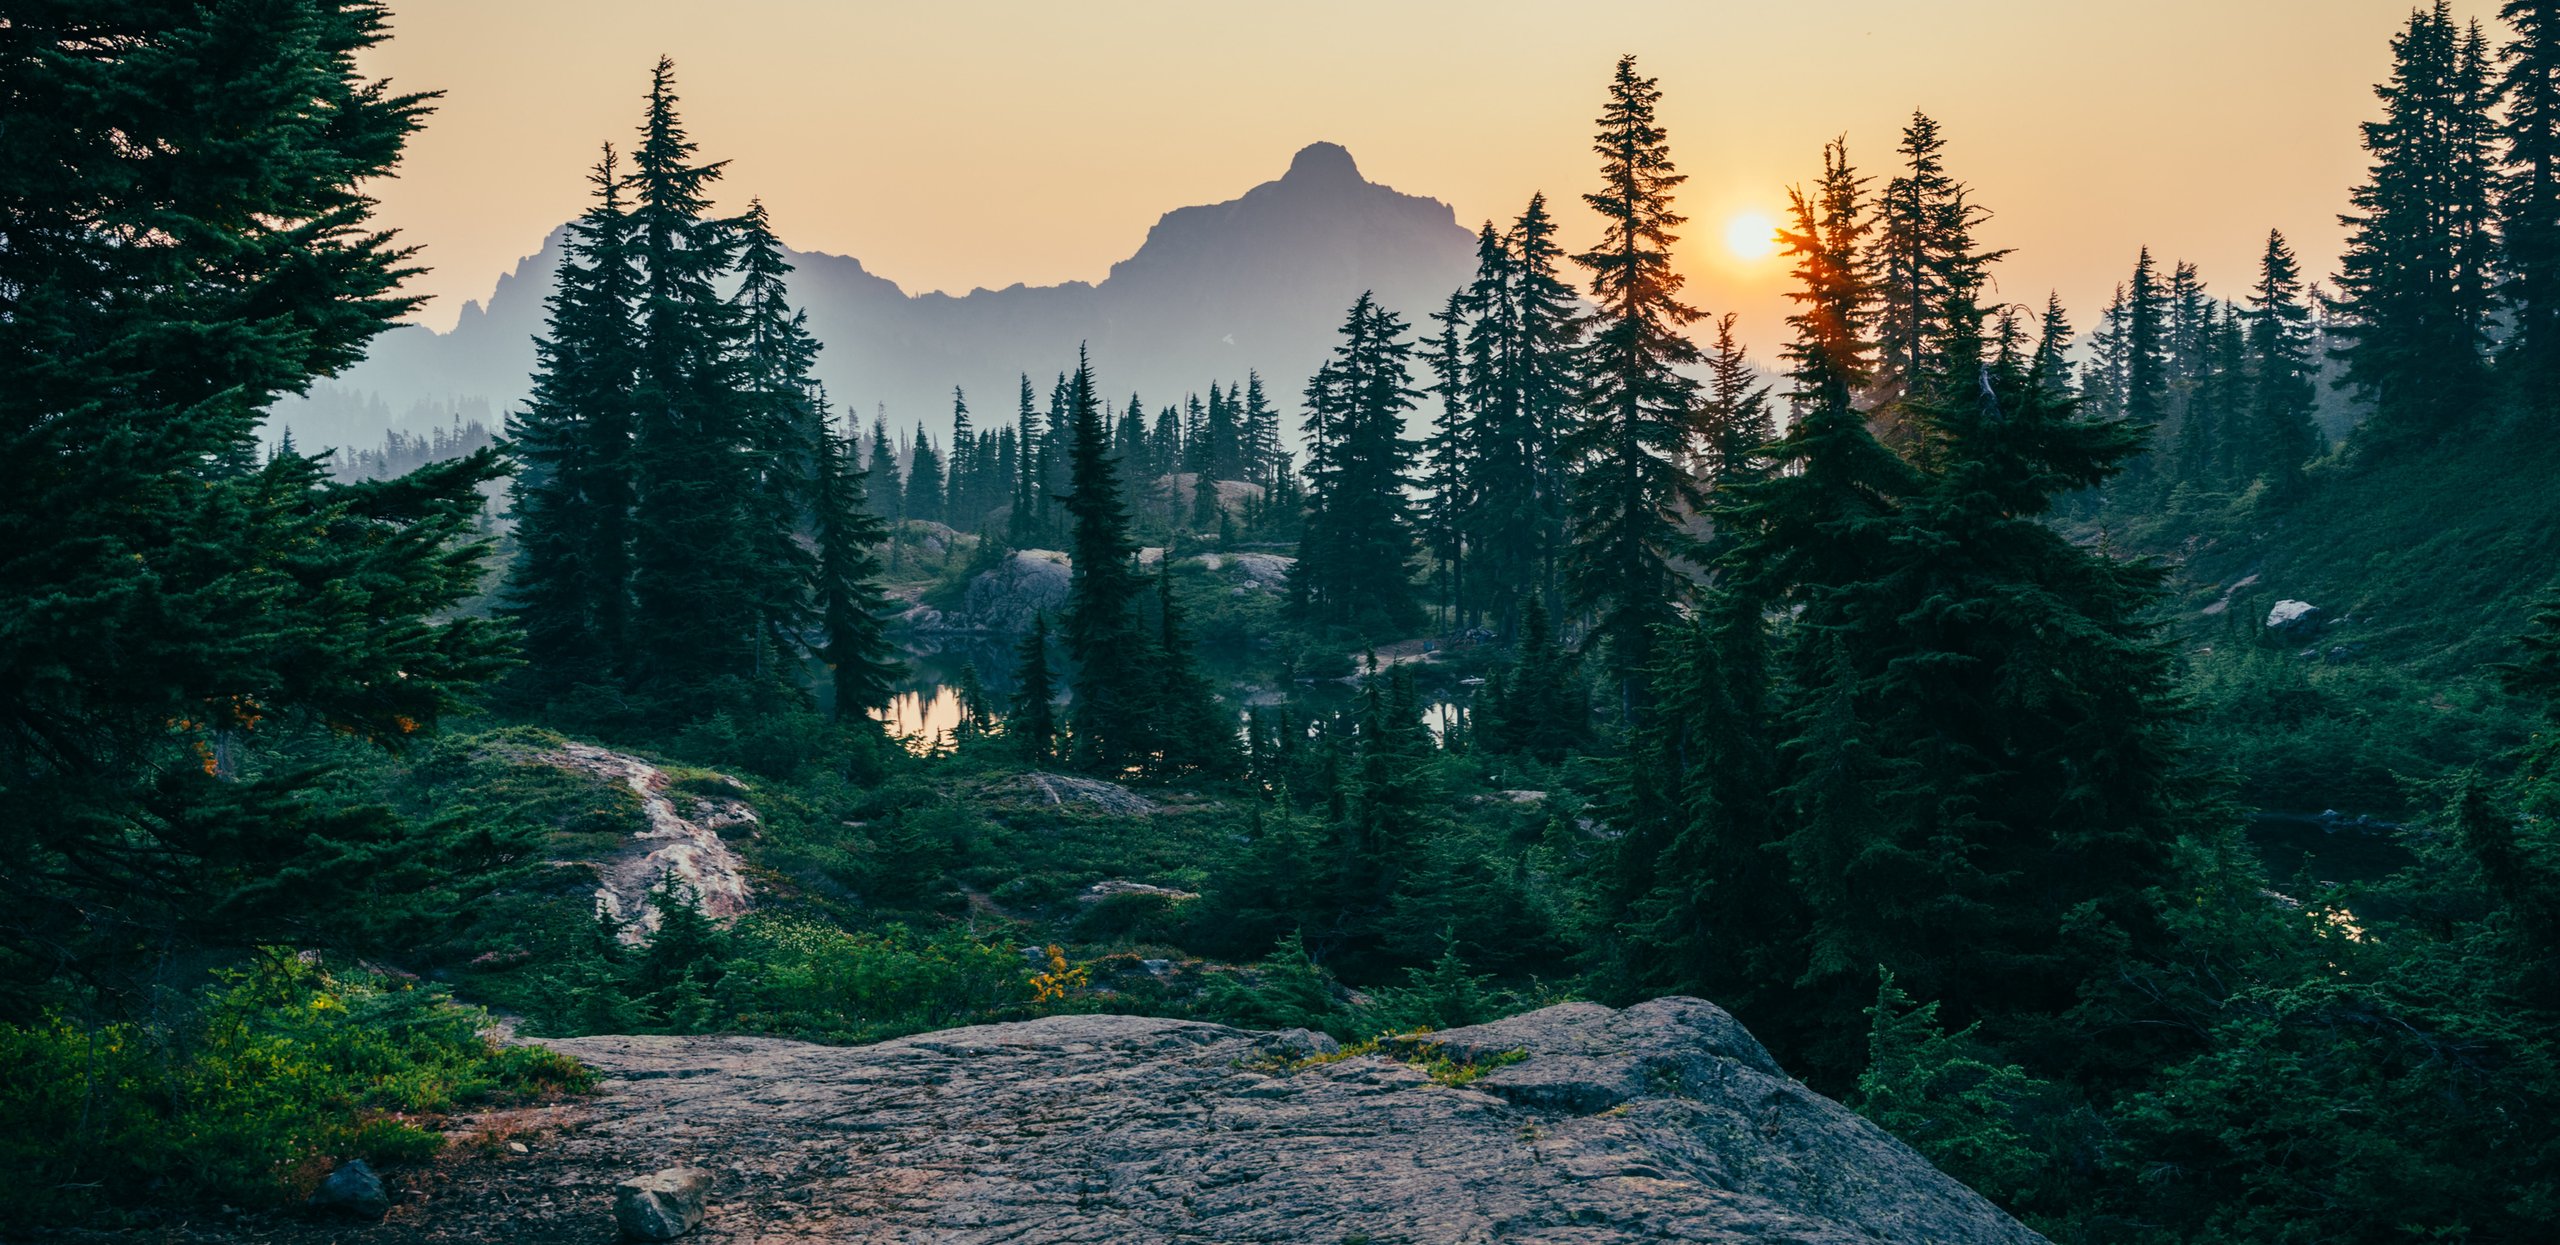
(519, 1000, 2040, 1242)
(544, 741, 757, 944)
(2266, 598, 2323, 638)
(906, 549, 1070, 635)
(1005, 771, 1159, 816)
(121, 999, 2043, 1242)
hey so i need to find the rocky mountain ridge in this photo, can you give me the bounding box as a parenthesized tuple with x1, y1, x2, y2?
(273, 143, 1477, 455)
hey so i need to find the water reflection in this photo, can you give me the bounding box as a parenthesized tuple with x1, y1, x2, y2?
(869, 635, 1474, 746)
(874, 685, 971, 741)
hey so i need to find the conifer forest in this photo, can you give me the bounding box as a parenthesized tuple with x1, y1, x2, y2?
(9, 3, 2560, 1241)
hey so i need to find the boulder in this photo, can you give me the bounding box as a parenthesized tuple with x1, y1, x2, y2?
(954, 549, 1071, 634)
(613, 1166, 713, 1241)
(307, 1158, 390, 1221)
(2266, 598, 2323, 637)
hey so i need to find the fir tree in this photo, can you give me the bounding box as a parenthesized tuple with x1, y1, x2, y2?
(1457, 219, 1540, 632)
(624, 57, 756, 693)
(1511, 193, 1586, 613)
(1056, 349, 1152, 772)
(1698, 148, 2197, 1071)
(1240, 371, 1282, 487)
(906, 423, 944, 526)
(2502, 0, 2560, 396)
(2107, 248, 2173, 500)
(1697, 312, 1776, 491)
(1147, 571, 1236, 775)
(2028, 293, 2076, 403)
(2333, 0, 2501, 445)
(1867, 112, 2005, 424)
(809, 402, 899, 720)
(730, 199, 822, 674)
(1009, 373, 1041, 544)
(506, 144, 638, 689)
(1569, 55, 1705, 710)
(1479, 597, 1587, 760)
(947, 388, 974, 525)
(1011, 612, 1060, 764)
(1291, 293, 1425, 630)
(867, 410, 904, 521)
(2241, 230, 2322, 491)
(1420, 290, 1473, 627)
(0, 0, 516, 985)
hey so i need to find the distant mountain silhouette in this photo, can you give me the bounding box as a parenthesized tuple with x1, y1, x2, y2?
(274, 142, 1477, 451)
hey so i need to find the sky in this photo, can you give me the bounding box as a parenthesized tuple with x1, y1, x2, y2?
(363, 0, 2503, 362)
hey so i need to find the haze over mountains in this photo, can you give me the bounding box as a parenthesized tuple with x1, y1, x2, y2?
(274, 142, 1477, 452)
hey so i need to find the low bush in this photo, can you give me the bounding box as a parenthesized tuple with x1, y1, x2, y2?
(0, 953, 589, 1221)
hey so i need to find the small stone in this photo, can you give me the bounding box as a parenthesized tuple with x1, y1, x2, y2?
(614, 1167, 713, 1241)
(508, 1141, 530, 1154)
(308, 1159, 390, 1221)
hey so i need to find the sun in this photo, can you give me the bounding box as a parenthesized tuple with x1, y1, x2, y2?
(1723, 211, 1779, 261)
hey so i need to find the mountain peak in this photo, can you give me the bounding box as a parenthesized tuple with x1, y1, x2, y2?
(1283, 141, 1362, 185)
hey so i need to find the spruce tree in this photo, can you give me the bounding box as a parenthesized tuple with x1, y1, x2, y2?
(1057, 349, 1152, 771)
(1683, 141, 2201, 1073)
(2503, 0, 2560, 396)
(1457, 220, 1540, 632)
(947, 388, 974, 525)
(2028, 293, 2077, 402)
(2107, 249, 2173, 500)
(506, 144, 639, 689)
(1290, 293, 1425, 630)
(1570, 55, 1705, 710)
(1147, 571, 1236, 776)
(730, 199, 822, 673)
(1240, 371, 1282, 487)
(1420, 290, 1473, 627)
(0, 0, 516, 986)
(867, 410, 904, 522)
(809, 404, 900, 720)
(2333, 0, 2501, 444)
(2242, 230, 2322, 491)
(1009, 373, 1041, 544)
(906, 423, 944, 526)
(1511, 193, 1586, 612)
(1011, 612, 1060, 764)
(2079, 283, 2130, 425)
(1867, 112, 2004, 425)
(625, 57, 756, 693)
(1697, 312, 1776, 492)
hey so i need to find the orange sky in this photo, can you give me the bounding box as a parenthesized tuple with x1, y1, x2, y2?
(363, 1, 2502, 363)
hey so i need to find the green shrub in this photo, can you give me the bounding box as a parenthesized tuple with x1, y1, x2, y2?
(0, 954, 589, 1221)
(720, 916, 1037, 1043)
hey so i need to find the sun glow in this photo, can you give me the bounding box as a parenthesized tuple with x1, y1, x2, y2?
(1723, 211, 1779, 261)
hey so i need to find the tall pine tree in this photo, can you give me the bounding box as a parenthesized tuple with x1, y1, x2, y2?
(1, 0, 516, 988)
(2240, 229, 2322, 491)
(1569, 55, 1704, 710)
(506, 144, 638, 689)
(1057, 349, 1152, 771)
(625, 57, 757, 693)
(2333, 1, 2501, 445)
(1291, 293, 1424, 630)
(809, 402, 900, 719)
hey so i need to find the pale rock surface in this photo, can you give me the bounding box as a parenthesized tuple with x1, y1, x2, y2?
(481, 999, 2050, 1243)
(950, 550, 1071, 635)
(545, 740, 756, 944)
